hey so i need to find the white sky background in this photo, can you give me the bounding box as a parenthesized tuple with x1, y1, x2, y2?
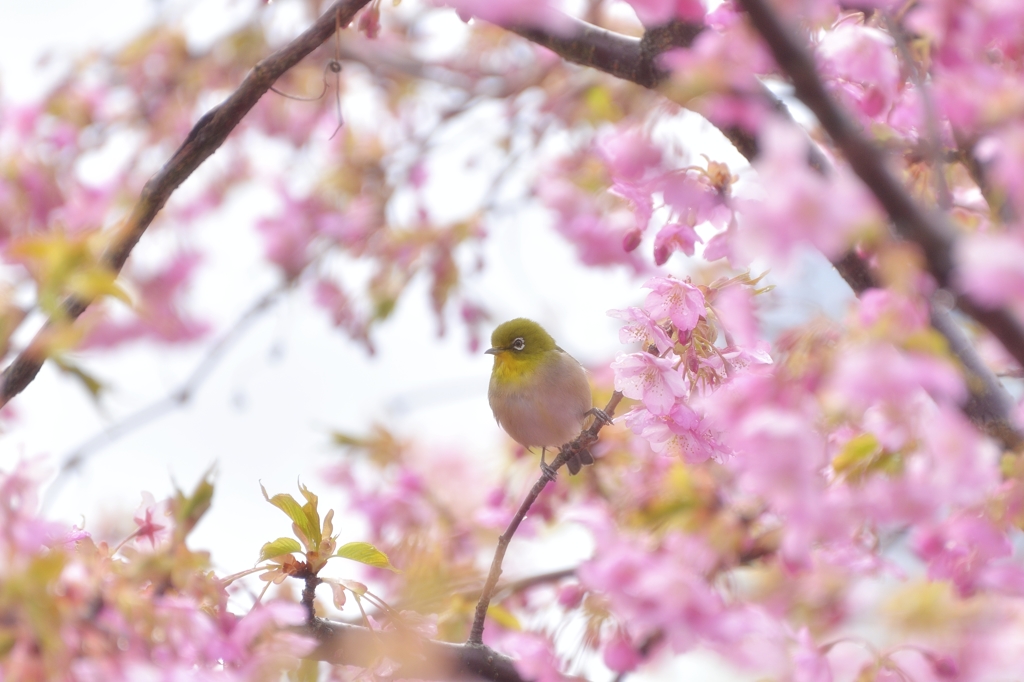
(0, 1, 851, 679)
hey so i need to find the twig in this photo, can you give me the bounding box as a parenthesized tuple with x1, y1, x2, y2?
(883, 14, 951, 210)
(499, 13, 1021, 448)
(0, 0, 372, 408)
(467, 391, 623, 646)
(41, 287, 285, 511)
(736, 0, 1024, 373)
(302, 570, 323, 623)
(493, 566, 577, 600)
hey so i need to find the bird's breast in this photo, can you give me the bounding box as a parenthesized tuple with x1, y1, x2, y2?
(488, 351, 592, 448)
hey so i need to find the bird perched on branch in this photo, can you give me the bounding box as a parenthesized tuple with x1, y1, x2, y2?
(486, 318, 605, 476)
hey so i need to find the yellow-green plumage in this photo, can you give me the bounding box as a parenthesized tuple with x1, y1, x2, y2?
(486, 318, 595, 475)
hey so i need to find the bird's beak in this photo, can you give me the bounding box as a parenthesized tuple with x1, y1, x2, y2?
(484, 347, 499, 355)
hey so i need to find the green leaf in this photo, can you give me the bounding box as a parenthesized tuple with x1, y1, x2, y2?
(297, 482, 322, 548)
(330, 431, 367, 448)
(293, 657, 319, 682)
(832, 433, 881, 474)
(487, 603, 521, 631)
(261, 483, 320, 550)
(52, 356, 106, 399)
(334, 542, 399, 572)
(258, 537, 303, 562)
(68, 269, 131, 305)
(173, 469, 215, 540)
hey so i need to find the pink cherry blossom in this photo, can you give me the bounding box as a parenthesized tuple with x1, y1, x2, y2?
(643, 275, 706, 333)
(912, 512, 1020, 597)
(623, 0, 706, 25)
(854, 288, 929, 332)
(714, 284, 758, 348)
(611, 351, 687, 415)
(537, 177, 648, 273)
(597, 128, 662, 184)
(608, 306, 673, 351)
(1, 459, 80, 553)
(653, 221, 702, 263)
(737, 120, 883, 262)
(441, 0, 568, 30)
(499, 631, 569, 682)
(84, 251, 210, 349)
(603, 630, 643, 673)
(579, 523, 754, 654)
(975, 124, 1024, 206)
(825, 343, 965, 413)
(131, 492, 171, 549)
(624, 404, 721, 463)
(956, 231, 1024, 308)
(817, 24, 900, 121)
(659, 169, 731, 227)
(662, 7, 776, 93)
(791, 628, 832, 682)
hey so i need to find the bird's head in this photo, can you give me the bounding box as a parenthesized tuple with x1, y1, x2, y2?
(485, 318, 557, 360)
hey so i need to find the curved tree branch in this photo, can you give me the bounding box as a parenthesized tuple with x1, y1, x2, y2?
(736, 0, 1024, 370)
(505, 11, 1022, 449)
(0, 0, 372, 408)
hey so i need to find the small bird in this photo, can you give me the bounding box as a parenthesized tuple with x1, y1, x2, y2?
(486, 318, 601, 476)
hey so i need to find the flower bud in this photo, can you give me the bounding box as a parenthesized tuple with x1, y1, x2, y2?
(622, 229, 643, 252)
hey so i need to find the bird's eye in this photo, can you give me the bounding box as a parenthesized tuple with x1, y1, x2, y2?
(512, 337, 525, 351)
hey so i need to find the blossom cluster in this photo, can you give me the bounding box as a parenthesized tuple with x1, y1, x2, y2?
(5, 0, 1024, 679)
(0, 462, 311, 681)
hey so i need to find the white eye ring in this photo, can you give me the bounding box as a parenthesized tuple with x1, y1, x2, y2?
(512, 337, 525, 351)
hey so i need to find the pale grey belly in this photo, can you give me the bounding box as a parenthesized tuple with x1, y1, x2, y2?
(488, 360, 591, 448)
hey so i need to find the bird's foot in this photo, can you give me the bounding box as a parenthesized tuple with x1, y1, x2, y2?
(540, 461, 558, 481)
(587, 408, 612, 425)
(540, 448, 557, 481)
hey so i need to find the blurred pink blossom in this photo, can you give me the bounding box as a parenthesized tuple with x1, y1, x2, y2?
(912, 512, 1024, 597)
(956, 231, 1024, 308)
(818, 24, 900, 121)
(738, 120, 882, 262)
(623, 0, 706, 24)
(597, 128, 662, 183)
(84, 251, 210, 349)
(791, 628, 832, 682)
(608, 306, 673, 351)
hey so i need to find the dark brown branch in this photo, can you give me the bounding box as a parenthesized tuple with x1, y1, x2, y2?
(504, 13, 1021, 449)
(0, 0, 372, 408)
(736, 0, 1024, 371)
(929, 303, 1020, 447)
(305, 620, 526, 682)
(468, 391, 624, 646)
(511, 23, 651, 86)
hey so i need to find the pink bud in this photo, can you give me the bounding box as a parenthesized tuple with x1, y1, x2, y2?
(928, 654, 959, 679)
(357, 6, 380, 39)
(623, 229, 643, 252)
(603, 632, 642, 673)
(654, 244, 670, 266)
(557, 584, 584, 609)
